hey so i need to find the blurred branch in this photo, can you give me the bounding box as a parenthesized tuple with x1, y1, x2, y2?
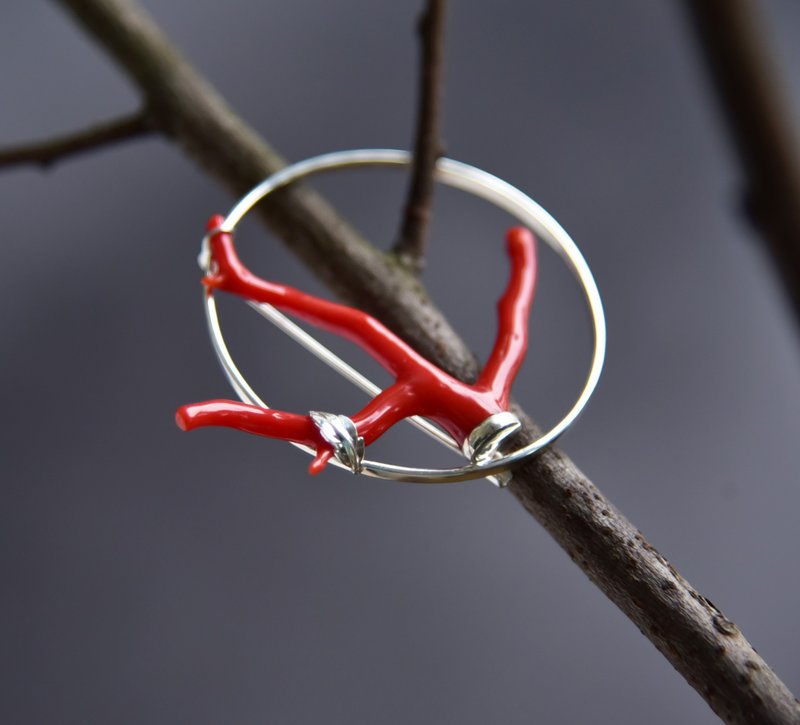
(392, 0, 447, 273)
(683, 0, 800, 328)
(0, 110, 151, 171)
(46, 0, 800, 722)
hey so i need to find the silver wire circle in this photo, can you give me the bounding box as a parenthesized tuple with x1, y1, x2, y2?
(205, 149, 606, 483)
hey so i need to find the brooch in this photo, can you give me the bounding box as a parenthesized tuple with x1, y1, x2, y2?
(176, 149, 605, 485)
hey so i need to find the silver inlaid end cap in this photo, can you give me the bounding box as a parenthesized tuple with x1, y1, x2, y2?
(309, 411, 365, 474)
(463, 411, 522, 466)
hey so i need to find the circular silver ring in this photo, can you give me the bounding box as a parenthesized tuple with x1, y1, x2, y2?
(205, 149, 606, 483)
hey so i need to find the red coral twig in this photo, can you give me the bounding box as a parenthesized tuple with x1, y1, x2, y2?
(176, 215, 537, 473)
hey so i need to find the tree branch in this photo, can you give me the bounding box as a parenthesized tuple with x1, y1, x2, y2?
(683, 0, 800, 330)
(391, 0, 447, 273)
(48, 0, 800, 721)
(0, 110, 152, 171)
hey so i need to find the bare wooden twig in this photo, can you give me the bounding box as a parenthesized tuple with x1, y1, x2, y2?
(391, 0, 447, 273)
(683, 0, 800, 330)
(39, 0, 800, 721)
(0, 110, 151, 171)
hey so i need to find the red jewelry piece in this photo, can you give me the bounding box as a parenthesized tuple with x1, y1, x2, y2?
(176, 215, 537, 474)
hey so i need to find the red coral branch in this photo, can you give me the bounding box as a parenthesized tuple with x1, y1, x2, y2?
(477, 227, 538, 407)
(176, 216, 537, 473)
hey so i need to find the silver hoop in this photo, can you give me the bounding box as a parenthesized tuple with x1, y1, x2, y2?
(203, 149, 606, 484)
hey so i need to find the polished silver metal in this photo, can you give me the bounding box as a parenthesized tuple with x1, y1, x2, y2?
(201, 148, 606, 484)
(463, 411, 522, 465)
(309, 411, 365, 474)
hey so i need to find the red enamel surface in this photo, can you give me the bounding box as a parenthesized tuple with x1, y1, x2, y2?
(177, 215, 537, 474)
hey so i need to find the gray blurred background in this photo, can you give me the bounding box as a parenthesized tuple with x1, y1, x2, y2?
(1, 1, 799, 723)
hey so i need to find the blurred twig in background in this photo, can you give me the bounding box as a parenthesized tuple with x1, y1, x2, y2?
(2, 0, 798, 722)
(684, 0, 800, 331)
(0, 110, 151, 170)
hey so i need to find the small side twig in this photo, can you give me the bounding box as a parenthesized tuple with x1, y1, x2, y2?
(683, 0, 800, 330)
(392, 0, 447, 273)
(0, 109, 152, 171)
